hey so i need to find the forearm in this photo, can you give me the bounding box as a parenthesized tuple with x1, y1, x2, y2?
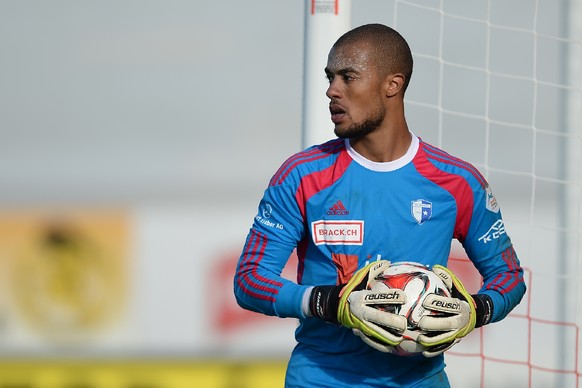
(478, 247, 527, 323)
(478, 282, 526, 323)
(234, 266, 309, 318)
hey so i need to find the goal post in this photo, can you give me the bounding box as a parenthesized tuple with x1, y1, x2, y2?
(302, 0, 351, 148)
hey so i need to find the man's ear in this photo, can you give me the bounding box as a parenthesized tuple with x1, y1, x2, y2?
(384, 73, 406, 97)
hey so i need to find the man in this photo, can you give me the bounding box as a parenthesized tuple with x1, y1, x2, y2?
(234, 23, 526, 387)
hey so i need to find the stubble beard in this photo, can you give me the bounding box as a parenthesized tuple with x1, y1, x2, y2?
(334, 106, 386, 140)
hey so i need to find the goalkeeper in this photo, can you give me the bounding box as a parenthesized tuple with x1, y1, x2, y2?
(234, 23, 526, 388)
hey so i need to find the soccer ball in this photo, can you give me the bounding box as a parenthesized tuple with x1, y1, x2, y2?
(370, 261, 451, 356)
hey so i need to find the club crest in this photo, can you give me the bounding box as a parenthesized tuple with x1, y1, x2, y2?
(411, 199, 432, 225)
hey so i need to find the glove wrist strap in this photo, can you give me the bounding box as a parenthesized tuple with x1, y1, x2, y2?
(472, 293, 494, 328)
(309, 285, 343, 324)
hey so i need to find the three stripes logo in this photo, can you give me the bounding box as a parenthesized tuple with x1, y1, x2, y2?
(327, 200, 349, 216)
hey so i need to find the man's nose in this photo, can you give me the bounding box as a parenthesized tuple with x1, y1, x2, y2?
(326, 78, 342, 99)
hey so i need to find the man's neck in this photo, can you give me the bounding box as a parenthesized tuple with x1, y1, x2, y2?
(349, 126, 412, 163)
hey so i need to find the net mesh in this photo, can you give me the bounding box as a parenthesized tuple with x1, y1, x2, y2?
(353, 1, 582, 386)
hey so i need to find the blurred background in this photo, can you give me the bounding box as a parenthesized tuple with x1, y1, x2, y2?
(0, 0, 581, 387)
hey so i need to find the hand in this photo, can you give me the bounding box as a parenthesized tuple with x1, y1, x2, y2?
(309, 260, 407, 347)
(339, 276, 408, 347)
(352, 328, 398, 353)
(416, 265, 476, 356)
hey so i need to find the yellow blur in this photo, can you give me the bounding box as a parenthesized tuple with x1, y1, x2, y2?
(0, 359, 287, 388)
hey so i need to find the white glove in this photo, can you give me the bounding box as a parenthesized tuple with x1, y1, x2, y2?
(416, 265, 477, 356)
(415, 294, 471, 356)
(352, 328, 397, 353)
(344, 281, 408, 347)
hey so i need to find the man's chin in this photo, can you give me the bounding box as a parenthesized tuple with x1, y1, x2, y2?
(333, 124, 352, 139)
(334, 125, 374, 139)
(334, 129, 349, 139)
(333, 128, 346, 139)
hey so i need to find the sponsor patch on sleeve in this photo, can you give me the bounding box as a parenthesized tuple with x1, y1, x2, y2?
(485, 186, 500, 213)
(478, 219, 506, 243)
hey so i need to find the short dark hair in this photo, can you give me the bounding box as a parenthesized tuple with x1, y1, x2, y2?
(334, 24, 414, 92)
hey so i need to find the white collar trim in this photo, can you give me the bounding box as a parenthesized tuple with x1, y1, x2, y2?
(345, 133, 419, 172)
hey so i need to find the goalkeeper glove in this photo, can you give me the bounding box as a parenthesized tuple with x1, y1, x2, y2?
(416, 265, 493, 357)
(309, 260, 407, 347)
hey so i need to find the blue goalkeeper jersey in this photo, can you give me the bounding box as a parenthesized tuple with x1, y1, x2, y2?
(234, 134, 526, 388)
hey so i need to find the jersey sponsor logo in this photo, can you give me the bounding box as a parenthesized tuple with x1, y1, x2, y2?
(411, 199, 432, 225)
(485, 186, 500, 213)
(327, 199, 349, 216)
(312, 220, 364, 245)
(255, 203, 284, 230)
(478, 219, 506, 244)
(261, 203, 273, 218)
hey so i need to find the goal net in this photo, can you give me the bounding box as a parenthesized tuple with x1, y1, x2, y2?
(307, 1, 582, 387)
(367, 2, 582, 387)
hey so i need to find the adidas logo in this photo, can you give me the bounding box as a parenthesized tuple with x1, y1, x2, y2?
(327, 200, 349, 216)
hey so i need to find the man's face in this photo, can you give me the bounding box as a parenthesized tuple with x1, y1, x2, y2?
(325, 42, 386, 139)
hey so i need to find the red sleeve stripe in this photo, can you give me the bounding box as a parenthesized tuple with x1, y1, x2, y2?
(236, 230, 283, 302)
(421, 142, 488, 189)
(269, 139, 344, 187)
(486, 247, 524, 294)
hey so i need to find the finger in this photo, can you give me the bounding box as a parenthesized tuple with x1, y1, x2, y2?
(362, 308, 408, 333)
(359, 320, 405, 346)
(348, 305, 407, 339)
(418, 314, 464, 331)
(417, 330, 459, 346)
(353, 329, 395, 353)
(421, 340, 459, 358)
(431, 265, 453, 289)
(366, 260, 392, 287)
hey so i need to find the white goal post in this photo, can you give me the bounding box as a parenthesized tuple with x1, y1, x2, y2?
(302, 0, 351, 148)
